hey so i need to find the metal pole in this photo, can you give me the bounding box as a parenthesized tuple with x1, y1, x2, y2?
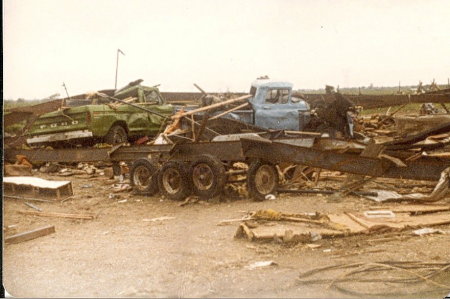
(98, 93, 168, 118)
(114, 49, 125, 89)
(114, 50, 119, 89)
(62, 82, 70, 106)
(62, 82, 70, 99)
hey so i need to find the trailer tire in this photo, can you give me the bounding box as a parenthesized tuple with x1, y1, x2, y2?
(104, 125, 127, 145)
(190, 154, 226, 199)
(130, 158, 159, 195)
(247, 160, 279, 201)
(158, 161, 191, 201)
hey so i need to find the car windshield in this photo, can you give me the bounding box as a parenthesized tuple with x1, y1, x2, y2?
(264, 88, 290, 104)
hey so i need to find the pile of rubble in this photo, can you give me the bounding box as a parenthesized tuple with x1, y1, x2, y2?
(354, 114, 396, 139)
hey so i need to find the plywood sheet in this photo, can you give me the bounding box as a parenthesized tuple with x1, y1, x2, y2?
(3, 176, 71, 189)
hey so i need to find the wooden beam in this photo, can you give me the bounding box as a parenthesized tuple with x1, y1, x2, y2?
(4, 195, 54, 202)
(24, 202, 42, 211)
(194, 112, 210, 142)
(284, 130, 322, 137)
(344, 212, 370, 229)
(171, 94, 251, 119)
(379, 154, 407, 167)
(182, 116, 220, 136)
(209, 102, 250, 120)
(18, 210, 95, 220)
(5, 225, 55, 244)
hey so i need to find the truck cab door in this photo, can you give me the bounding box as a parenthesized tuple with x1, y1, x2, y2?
(124, 88, 152, 135)
(253, 88, 302, 131)
(143, 90, 167, 134)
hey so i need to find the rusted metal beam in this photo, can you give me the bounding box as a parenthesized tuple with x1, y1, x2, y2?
(4, 145, 175, 163)
(240, 138, 450, 181)
(5, 148, 112, 163)
(170, 141, 244, 162)
(4, 141, 245, 164)
(7, 137, 448, 182)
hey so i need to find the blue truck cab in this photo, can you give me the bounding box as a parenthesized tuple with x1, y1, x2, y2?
(224, 79, 311, 131)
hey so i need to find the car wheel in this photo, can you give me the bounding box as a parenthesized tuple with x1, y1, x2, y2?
(190, 154, 226, 199)
(247, 160, 279, 201)
(130, 158, 159, 195)
(104, 125, 127, 144)
(158, 161, 192, 201)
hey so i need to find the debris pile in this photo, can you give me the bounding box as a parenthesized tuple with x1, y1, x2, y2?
(354, 114, 396, 139)
(235, 206, 450, 244)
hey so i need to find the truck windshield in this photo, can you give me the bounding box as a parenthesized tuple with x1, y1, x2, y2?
(265, 88, 290, 104)
(144, 90, 162, 103)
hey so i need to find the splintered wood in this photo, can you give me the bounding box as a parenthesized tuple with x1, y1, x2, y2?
(235, 206, 450, 243)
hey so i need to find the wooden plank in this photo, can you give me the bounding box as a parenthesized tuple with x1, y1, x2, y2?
(18, 210, 95, 220)
(241, 223, 255, 241)
(284, 130, 322, 136)
(5, 225, 55, 244)
(368, 205, 450, 213)
(344, 212, 370, 229)
(350, 212, 450, 230)
(209, 102, 250, 120)
(4, 195, 54, 202)
(24, 202, 42, 211)
(379, 154, 407, 167)
(171, 94, 251, 119)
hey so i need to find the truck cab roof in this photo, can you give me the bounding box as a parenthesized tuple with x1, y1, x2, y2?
(250, 80, 294, 89)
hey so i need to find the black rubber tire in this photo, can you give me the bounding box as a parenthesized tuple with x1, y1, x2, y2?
(130, 158, 159, 195)
(247, 160, 279, 201)
(190, 154, 226, 198)
(158, 161, 192, 201)
(104, 125, 127, 144)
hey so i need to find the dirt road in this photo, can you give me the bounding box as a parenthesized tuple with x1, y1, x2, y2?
(3, 173, 450, 298)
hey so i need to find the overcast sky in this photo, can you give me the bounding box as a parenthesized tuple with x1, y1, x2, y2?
(3, 0, 450, 99)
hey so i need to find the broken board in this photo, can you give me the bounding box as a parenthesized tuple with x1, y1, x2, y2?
(3, 176, 73, 201)
(5, 225, 56, 244)
(236, 208, 450, 243)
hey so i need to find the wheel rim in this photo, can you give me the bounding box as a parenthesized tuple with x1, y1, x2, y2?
(162, 168, 182, 194)
(192, 163, 214, 191)
(113, 131, 126, 143)
(255, 164, 276, 194)
(133, 165, 152, 191)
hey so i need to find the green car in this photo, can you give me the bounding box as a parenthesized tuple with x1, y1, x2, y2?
(27, 81, 174, 147)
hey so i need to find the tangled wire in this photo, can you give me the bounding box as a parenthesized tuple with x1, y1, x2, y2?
(297, 261, 450, 297)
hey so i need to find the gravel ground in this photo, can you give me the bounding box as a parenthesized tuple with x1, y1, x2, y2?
(3, 172, 450, 298)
